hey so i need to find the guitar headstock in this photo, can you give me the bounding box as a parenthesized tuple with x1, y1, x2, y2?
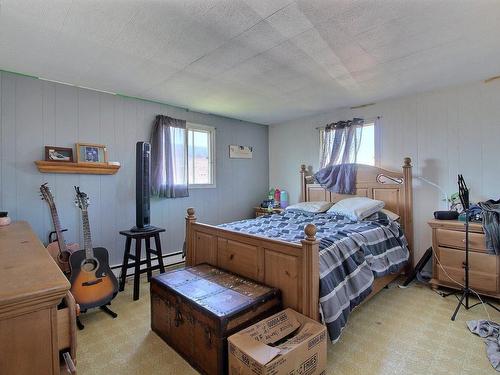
(40, 183, 55, 206)
(74, 186, 90, 210)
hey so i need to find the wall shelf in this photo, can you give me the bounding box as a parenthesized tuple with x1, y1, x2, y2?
(34, 161, 120, 175)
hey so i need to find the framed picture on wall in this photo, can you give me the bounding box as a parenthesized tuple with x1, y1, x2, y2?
(76, 143, 108, 164)
(229, 145, 253, 159)
(45, 146, 74, 162)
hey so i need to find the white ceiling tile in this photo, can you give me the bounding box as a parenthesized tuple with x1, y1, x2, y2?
(141, 70, 212, 106)
(184, 20, 287, 76)
(79, 51, 180, 96)
(242, 0, 294, 18)
(60, 1, 141, 47)
(201, 0, 263, 39)
(325, 1, 401, 37)
(266, 2, 314, 39)
(294, 0, 362, 26)
(1, 0, 72, 32)
(221, 54, 283, 83)
(287, 29, 359, 89)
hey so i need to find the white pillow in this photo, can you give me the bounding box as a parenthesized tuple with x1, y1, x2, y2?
(285, 201, 334, 213)
(380, 208, 400, 221)
(327, 197, 385, 221)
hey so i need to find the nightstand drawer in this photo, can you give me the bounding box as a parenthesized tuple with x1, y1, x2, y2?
(437, 247, 497, 274)
(437, 266, 498, 293)
(436, 228, 488, 252)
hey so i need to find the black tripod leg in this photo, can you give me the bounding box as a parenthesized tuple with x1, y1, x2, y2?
(486, 302, 500, 313)
(76, 317, 85, 330)
(451, 293, 466, 321)
(100, 305, 118, 319)
(402, 247, 433, 287)
(441, 289, 459, 298)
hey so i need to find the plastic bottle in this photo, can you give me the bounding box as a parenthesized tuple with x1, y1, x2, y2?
(274, 188, 280, 207)
(268, 188, 275, 200)
(280, 190, 288, 209)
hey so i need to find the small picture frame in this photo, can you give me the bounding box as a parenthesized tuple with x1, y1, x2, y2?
(76, 143, 108, 164)
(45, 146, 74, 162)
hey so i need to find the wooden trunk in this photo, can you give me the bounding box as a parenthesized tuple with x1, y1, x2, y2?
(150, 264, 281, 375)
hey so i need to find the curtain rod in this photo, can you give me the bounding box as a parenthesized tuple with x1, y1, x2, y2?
(315, 116, 381, 130)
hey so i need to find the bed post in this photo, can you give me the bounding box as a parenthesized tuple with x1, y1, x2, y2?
(300, 164, 307, 202)
(185, 207, 197, 266)
(402, 157, 414, 269)
(301, 223, 320, 321)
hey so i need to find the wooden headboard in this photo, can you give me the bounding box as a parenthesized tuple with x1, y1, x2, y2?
(300, 157, 414, 265)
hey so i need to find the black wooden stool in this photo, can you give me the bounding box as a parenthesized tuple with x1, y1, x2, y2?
(118, 227, 166, 300)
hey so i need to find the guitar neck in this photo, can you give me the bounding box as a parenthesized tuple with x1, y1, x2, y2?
(48, 202, 67, 252)
(81, 209, 93, 259)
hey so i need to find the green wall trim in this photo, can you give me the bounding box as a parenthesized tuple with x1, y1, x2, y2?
(0, 66, 192, 115)
(0, 67, 227, 120)
(0, 69, 38, 79)
(116, 93, 188, 110)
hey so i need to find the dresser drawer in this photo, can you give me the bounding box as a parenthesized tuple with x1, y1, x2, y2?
(437, 247, 497, 274)
(436, 228, 488, 252)
(437, 266, 498, 293)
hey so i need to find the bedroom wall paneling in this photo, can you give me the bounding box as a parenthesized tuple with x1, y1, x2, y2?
(269, 79, 500, 264)
(0, 71, 269, 266)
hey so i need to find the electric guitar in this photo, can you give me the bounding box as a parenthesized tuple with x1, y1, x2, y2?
(40, 183, 79, 274)
(70, 186, 118, 310)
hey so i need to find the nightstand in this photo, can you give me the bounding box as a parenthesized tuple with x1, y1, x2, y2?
(254, 207, 284, 218)
(428, 219, 499, 299)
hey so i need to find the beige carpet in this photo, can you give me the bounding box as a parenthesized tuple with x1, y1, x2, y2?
(77, 274, 500, 375)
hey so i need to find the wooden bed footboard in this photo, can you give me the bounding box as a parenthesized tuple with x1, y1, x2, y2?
(185, 208, 321, 320)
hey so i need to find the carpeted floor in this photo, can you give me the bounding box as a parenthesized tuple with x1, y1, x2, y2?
(77, 274, 500, 375)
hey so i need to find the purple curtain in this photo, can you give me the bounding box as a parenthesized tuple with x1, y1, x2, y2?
(151, 115, 189, 198)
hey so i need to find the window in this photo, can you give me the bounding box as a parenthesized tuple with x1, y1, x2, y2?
(356, 122, 375, 166)
(187, 123, 216, 187)
(319, 121, 377, 167)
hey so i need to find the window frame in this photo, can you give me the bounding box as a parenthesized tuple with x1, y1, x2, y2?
(318, 119, 380, 167)
(186, 122, 216, 189)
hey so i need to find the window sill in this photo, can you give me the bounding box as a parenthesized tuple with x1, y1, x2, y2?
(189, 184, 217, 189)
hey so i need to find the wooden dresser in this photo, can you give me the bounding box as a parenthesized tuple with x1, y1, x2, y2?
(0, 221, 77, 375)
(429, 219, 499, 299)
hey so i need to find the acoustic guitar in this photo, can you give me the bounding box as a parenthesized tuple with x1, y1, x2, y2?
(40, 183, 79, 274)
(70, 186, 118, 310)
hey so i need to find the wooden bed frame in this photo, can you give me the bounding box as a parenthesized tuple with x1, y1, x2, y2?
(185, 158, 413, 321)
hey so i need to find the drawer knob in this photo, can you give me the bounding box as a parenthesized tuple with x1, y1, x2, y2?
(462, 239, 466, 243)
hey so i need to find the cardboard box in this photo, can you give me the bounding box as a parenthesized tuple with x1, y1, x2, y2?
(228, 308, 327, 375)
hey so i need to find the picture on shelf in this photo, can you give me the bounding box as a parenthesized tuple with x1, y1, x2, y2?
(85, 147, 99, 162)
(45, 146, 74, 162)
(76, 143, 108, 164)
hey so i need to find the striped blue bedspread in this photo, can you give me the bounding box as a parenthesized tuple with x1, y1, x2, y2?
(218, 210, 409, 342)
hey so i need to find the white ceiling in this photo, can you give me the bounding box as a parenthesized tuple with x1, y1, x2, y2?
(1, 0, 500, 125)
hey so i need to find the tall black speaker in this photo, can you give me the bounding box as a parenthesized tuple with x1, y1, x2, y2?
(131, 141, 153, 232)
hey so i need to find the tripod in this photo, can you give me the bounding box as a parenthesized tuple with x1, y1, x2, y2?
(443, 208, 500, 320)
